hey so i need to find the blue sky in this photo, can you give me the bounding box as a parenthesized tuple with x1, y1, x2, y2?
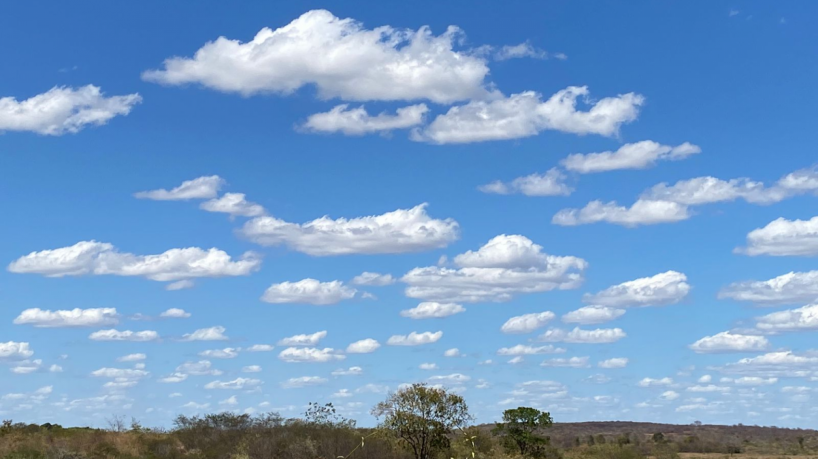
(2, 0, 818, 428)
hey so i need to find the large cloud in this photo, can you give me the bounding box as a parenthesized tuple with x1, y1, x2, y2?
(414, 87, 643, 144)
(303, 104, 429, 135)
(278, 331, 328, 346)
(736, 216, 818, 257)
(718, 271, 818, 305)
(278, 347, 345, 363)
(0, 342, 34, 361)
(755, 304, 818, 332)
(241, 204, 458, 256)
(14, 308, 119, 328)
(689, 332, 770, 354)
(8, 241, 261, 283)
(500, 312, 555, 334)
(134, 176, 224, 201)
(402, 234, 587, 303)
(143, 10, 489, 104)
(89, 329, 159, 342)
(562, 306, 625, 325)
(536, 327, 626, 344)
(399, 302, 465, 319)
(0, 85, 140, 135)
(261, 279, 357, 305)
(582, 271, 690, 307)
(552, 199, 690, 227)
(386, 331, 442, 346)
(479, 168, 573, 197)
(561, 141, 700, 174)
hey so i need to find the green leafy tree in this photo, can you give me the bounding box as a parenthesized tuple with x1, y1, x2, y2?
(372, 383, 471, 459)
(653, 432, 665, 443)
(492, 406, 554, 456)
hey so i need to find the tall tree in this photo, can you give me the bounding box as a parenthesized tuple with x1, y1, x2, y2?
(492, 407, 553, 456)
(372, 383, 471, 459)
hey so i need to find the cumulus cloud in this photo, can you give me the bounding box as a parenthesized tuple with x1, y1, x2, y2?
(346, 339, 380, 354)
(332, 366, 363, 376)
(598, 358, 629, 369)
(8, 240, 261, 283)
(552, 200, 690, 227)
(755, 304, 818, 332)
(281, 376, 327, 389)
(500, 311, 556, 334)
(278, 347, 345, 363)
(561, 141, 701, 174)
(720, 351, 818, 377)
(736, 216, 818, 257)
(134, 176, 225, 201)
(246, 344, 274, 352)
(562, 306, 625, 325)
(479, 168, 573, 197)
(386, 331, 442, 346)
(199, 348, 240, 359)
(0, 85, 140, 135)
(89, 329, 159, 342)
(414, 86, 643, 144)
(400, 302, 466, 319)
(540, 356, 590, 368)
(262, 279, 357, 305)
(582, 271, 690, 308)
(537, 327, 626, 344)
(428, 373, 470, 384)
(204, 377, 262, 390)
(638, 377, 673, 387)
(175, 360, 222, 377)
(200, 193, 266, 217)
(497, 344, 565, 356)
(351, 272, 395, 286)
(14, 308, 119, 328)
(117, 354, 146, 362)
(689, 332, 770, 354)
(182, 326, 228, 341)
(278, 331, 328, 347)
(493, 42, 549, 61)
(160, 308, 191, 318)
(402, 234, 587, 303)
(166, 280, 195, 291)
(719, 271, 818, 306)
(143, 10, 490, 103)
(303, 104, 428, 135)
(242, 203, 458, 256)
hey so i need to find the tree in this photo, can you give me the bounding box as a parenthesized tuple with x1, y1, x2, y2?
(653, 432, 665, 443)
(492, 406, 554, 456)
(372, 383, 471, 459)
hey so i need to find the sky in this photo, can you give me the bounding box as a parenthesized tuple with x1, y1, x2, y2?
(1, 0, 818, 429)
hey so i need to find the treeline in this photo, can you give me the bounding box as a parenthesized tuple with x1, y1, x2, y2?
(0, 384, 816, 459)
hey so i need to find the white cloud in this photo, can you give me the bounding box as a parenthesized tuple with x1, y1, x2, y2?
(219, 395, 239, 406)
(719, 271, 818, 306)
(540, 356, 590, 368)
(553, 200, 690, 227)
(281, 376, 327, 389)
(278, 347, 345, 363)
(402, 234, 587, 303)
(428, 373, 470, 384)
(582, 271, 690, 308)
(419, 363, 438, 370)
(537, 327, 626, 344)
(117, 354, 146, 362)
(134, 176, 225, 201)
(143, 10, 490, 104)
(242, 203, 458, 256)
(561, 141, 700, 174)
(13, 308, 119, 328)
(200, 193, 266, 217)
(160, 373, 188, 383)
(8, 240, 261, 283)
(562, 305, 625, 325)
(737, 216, 818, 257)
(638, 377, 673, 387)
(199, 348, 240, 359)
(332, 366, 363, 376)
(479, 168, 572, 197)
(242, 365, 262, 373)
(661, 391, 680, 401)
(166, 280, 195, 291)
(497, 344, 565, 356)
(332, 389, 353, 398)
(443, 348, 461, 357)
(182, 326, 228, 341)
(303, 104, 428, 135)
(89, 329, 159, 342)
(494, 42, 548, 61)
(262, 279, 357, 305)
(755, 304, 818, 332)
(720, 351, 818, 376)
(278, 331, 328, 347)
(689, 332, 770, 354)
(175, 360, 222, 376)
(734, 376, 778, 386)
(182, 401, 210, 410)
(400, 302, 466, 319)
(414, 86, 643, 144)
(598, 358, 629, 369)
(687, 384, 731, 393)
(351, 272, 395, 286)
(500, 311, 556, 334)
(246, 344, 274, 352)
(386, 331, 442, 346)
(49, 364, 63, 373)
(91, 367, 150, 380)
(346, 339, 380, 354)
(698, 375, 712, 383)
(11, 360, 44, 374)
(204, 377, 262, 390)
(160, 308, 191, 318)
(0, 85, 140, 135)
